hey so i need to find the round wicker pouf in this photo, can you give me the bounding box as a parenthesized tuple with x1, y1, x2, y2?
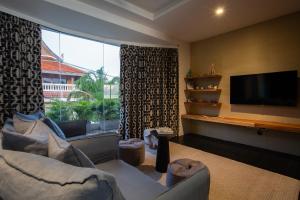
(119, 138, 145, 166)
(166, 158, 205, 187)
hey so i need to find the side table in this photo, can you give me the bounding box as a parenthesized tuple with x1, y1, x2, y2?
(155, 133, 175, 173)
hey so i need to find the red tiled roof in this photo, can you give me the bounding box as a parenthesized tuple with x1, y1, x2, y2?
(41, 41, 87, 75)
(42, 60, 86, 74)
(41, 41, 61, 61)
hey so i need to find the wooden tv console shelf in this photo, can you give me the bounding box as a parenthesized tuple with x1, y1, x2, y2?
(182, 114, 300, 134)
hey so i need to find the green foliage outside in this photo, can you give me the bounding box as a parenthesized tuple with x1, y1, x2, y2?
(46, 67, 120, 123)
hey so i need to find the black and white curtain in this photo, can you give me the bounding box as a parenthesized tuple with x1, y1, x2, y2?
(119, 45, 179, 139)
(0, 11, 44, 126)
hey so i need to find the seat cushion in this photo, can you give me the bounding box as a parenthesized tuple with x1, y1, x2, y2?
(0, 149, 125, 200)
(48, 132, 95, 168)
(97, 160, 167, 200)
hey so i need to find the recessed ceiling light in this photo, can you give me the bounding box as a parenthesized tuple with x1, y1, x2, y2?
(215, 7, 225, 16)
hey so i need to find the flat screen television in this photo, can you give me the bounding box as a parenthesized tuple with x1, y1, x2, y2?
(230, 70, 298, 106)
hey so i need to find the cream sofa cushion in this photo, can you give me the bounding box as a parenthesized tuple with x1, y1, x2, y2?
(48, 132, 95, 168)
(1, 119, 53, 156)
(0, 149, 125, 200)
(12, 115, 35, 134)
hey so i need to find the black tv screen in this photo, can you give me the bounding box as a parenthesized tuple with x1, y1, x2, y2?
(230, 70, 298, 106)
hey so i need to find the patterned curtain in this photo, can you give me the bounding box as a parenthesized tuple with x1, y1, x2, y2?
(119, 45, 178, 139)
(0, 11, 44, 127)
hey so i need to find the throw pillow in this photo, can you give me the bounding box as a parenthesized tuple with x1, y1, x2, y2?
(2, 118, 14, 131)
(15, 111, 45, 121)
(48, 132, 95, 168)
(42, 118, 66, 139)
(1, 119, 55, 156)
(13, 115, 35, 134)
(1, 130, 48, 156)
(13, 111, 45, 134)
(24, 119, 53, 142)
(13, 112, 66, 139)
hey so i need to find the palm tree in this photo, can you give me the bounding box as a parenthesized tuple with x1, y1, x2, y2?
(67, 67, 107, 101)
(64, 67, 120, 121)
(108, 76, 120, 84)
(106, 76, 120, 99)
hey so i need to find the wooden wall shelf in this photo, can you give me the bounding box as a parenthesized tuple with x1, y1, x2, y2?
(185, 89, 221, 93)
(184, 102, 222, 107)
(185, 75, 222, 81)
(184, 75, 222, 116)
(182, 114, 300, 134)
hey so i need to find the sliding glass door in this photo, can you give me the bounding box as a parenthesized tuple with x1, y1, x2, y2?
(41, 28, 120, 134)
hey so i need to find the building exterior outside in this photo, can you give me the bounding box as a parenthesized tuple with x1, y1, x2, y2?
(41, 41, 88, 102)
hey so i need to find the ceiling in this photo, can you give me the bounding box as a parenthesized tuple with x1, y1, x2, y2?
(1, 0, 300, 45)
(125, 0, 178, 13)
(79, 0, 300, 42)
(0, 0, 172, 45)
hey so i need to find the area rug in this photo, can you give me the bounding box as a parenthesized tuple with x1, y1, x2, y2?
(137, 142, 300, 200)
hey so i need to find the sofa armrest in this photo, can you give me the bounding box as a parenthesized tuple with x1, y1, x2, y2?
(155, 166, 210, 200)
(67, 132, 121, 164)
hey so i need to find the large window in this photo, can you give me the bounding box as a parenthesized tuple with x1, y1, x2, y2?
(41, 28, 120, 133)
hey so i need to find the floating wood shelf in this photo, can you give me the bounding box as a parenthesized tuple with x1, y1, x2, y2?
(184, 101, 222, 107)
(185, 74, 222, 81)
(185, 89, 221, 93)
(182, 114, 300, 134)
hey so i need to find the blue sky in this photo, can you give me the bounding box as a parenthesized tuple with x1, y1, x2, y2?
(42, 29, 120, 78)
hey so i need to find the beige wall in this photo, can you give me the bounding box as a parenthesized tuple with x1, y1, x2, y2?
(178, 42, 190, 135)
(187, 12, 300, 155)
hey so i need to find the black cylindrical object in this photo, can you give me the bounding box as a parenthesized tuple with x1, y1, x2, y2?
(155, 136, 170, 173)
